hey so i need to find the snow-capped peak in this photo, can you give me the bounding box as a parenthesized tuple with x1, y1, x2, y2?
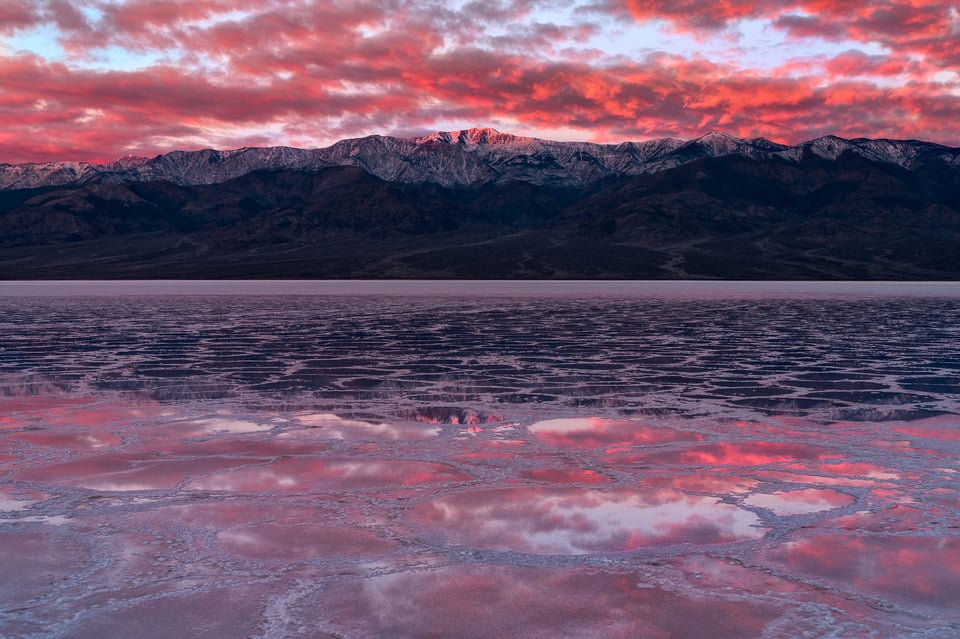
(2, 130, 958, 191)
(416, 128, 536, 147)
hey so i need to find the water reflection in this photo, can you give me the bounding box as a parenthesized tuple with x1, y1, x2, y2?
(412, 487, 765, 554)
(41, 404, 176, 426)
(64, 585, 279, 639)
(529, 417, 701, 449)
(14, 454, 263, 491)
(189, 458, 471, 492)
(782, 461, 900, 480)
(285, 413, 441, 440)
(217, 524, 398, 560)
(895, 415, 960, 442)
(744, 488, 854, 515)
(175, 416, 273, 435)
(6, 430, 123, 451)
(0, 530, 88, 614)
(831, 505, 930, 533)
(310, 565, 783, 639)
(2, 288, 960, 637)
(642, 475, 758, 494)
(0, 486, 46, 511)
(775, 534, 960, 608)
(628, 441, 841, 466)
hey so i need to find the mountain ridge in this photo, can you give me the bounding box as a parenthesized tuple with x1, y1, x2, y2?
(3, 127, 960, 280)
(4, 128, 959, 191)
(2, 148, 959, 280)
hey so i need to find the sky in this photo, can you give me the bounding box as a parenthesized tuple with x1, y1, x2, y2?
(1, 0, 959, 163)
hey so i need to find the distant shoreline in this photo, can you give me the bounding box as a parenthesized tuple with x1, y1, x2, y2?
(3, 280, 959, 298)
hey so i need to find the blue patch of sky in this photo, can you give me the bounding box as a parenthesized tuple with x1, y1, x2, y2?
(82, 45, 165, 71)
(190, 8, 259, 29)
(4, 1, 891, 78)
(581, 17, 889, 71)
(4, 24, 64, 60)
(79, 5, 104, 22)
(3, 24, 162, 71)
(2, 4, 256, 72)
(734, 18, 887, 72)
(524, 5, 890, 73)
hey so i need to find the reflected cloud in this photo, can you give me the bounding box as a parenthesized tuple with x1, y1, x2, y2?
(776, 534, 960, 608)
(895, 415, 960, 442)
(412, 487, 765, 554)
(64, 585, 280, 639)
(626, 442, 841, 466)
(217, 524, 397, 561)
(643, 474, 758, 494)
(831, 505, 929, 533)
(189, 458, 471, 492)
(751, 470, 890, 488)
(0, 396, 96, 421)
(286, 412, 440, 440)
(783, 461, 900, 480)
(42, 405, 177, 426)
(744, 488, 854, 515)
(529, 417, 702, 450)
(14, 454, 264, 491)
(6, 430, 123, 450)
(2, 292, 959, 637)
(0, 486, 47, 512)
(0, 531, 88, 612)
(145, 501, 339, 529)
(312, 564, 783, 639)
(177, 417, 273, 435)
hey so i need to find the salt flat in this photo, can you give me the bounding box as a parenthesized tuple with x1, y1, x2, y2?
(1, 282, 958, 638)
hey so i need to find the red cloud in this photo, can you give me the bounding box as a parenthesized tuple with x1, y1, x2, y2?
(0, 0, 41, 33)
(619, 0, 777, 30)
(610, 1, 960, 67)
(823, 50, 918, 77)
(1, 0, 959, 163)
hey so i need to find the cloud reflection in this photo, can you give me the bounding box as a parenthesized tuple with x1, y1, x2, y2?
(217, 524, 397, 561)
(13, 453, 267, 491)
(189, 458, 471, 492)
(529, 417, 702, 450)
(313, 564, 783, 639)
(744, 488, 854, 515)
(628, 441, 842, 466)
(287, 412, 441, 440)
(776, 533, 960, 608)
(413, 487, 765, 554)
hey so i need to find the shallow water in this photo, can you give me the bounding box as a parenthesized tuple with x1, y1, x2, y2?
(1, 281, 959, 638)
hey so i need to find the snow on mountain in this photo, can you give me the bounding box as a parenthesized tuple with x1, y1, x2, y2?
(2, 128, 959, 191)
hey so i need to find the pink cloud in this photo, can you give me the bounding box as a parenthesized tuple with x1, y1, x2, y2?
(619, 0, 776, 30)
(0, 0, 41, 34)
(1, 0, 958, 162)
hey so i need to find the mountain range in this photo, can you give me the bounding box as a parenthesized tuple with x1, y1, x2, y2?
(2, 128, 959, 279)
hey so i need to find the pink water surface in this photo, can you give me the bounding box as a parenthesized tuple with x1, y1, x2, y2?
(2, 401, 958, 638)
